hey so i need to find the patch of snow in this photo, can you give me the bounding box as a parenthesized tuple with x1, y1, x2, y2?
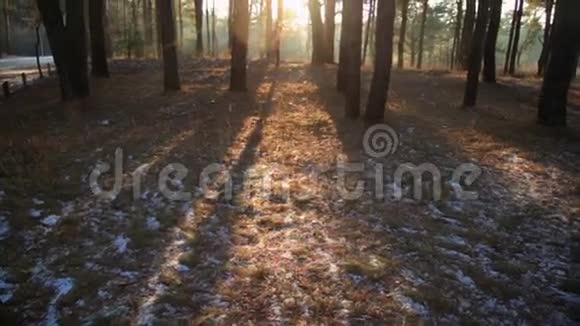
(401, 269, 425, 286)
(437, 235, 467, 247)
(45, 277, 74, 326)
(175, 264, 190, 273)
(29, 209, 42, 218)
(394, 292, 429, 317)
(61, 201, 75, 217)
(119, 271, 139, 280)
(32, 198, 45, 205)
(146, 216, 161, 230)
(0, 190, 5, 201)
(41, 215, 61, 227)
(0, 216, 10, 240)
(455, 270, 476, 289)
(0, 269, 16, 303)
(114, 235, 130, 254)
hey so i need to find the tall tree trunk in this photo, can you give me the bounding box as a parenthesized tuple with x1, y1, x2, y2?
(2, 0, 10, 55)
(538, 0, 580, 126)
(463, 0, 489, 107)
(459, 0, 475, 69)
(230, 0, 249, 91)
(275, 0, 284, 66)
(343, 0, 363, 118)
(503, 0, 517, 74)
(410, 16, 417, 67)
(451, 0, 462, 69)
(178, 0, 183, 49)
(417, 0, 428, 69)
(228, 0, 234, 49)
(35, 25, 44, 77)
(194, 0, 203, 55)
(156, 0, 180, 91)
(337, 0, 348, 91)
(483, 0, 501, 83)
(36, 0, 72, 99)
(397, 0, 410, 69)
(212, 2, 217, 55)
(206, 6, 211, 55)
(366, 0, 395, 122)
(309, 0, 325, 65)
(537, 0, 554, 76)
(89, 0, 109, 78)
(265, 0, 273, 59)
(508, 0, 523, 75)
(143, 0, 153, 57)
(66, 0, 90, 98)
(324, 0, 336, 63)
(362, 0, 376, 66)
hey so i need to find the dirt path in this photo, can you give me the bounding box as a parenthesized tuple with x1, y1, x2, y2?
(0, 61, 578, 324)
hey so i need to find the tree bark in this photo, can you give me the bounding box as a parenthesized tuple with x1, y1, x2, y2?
(483, 0, 501, 83)
(503, 0, 517, 74)
(366, 0, 395, 122)
(309, 0, 325, 65)
(537, 0, 554, 77)
(275, 0, 284, 66)
(397, 0, 410, 69)
(212, 3, 217, 55)
(66, 0, 90, 98)
(337, 0, 348, 91)
(206, 6, 211, 55)
(463, 0, 489, 107)
(508, 0, 523, 75)
(324, 0, 336, 63)
(417, 0, 428, 69)
(194, 0, 203, 55)
(451, 0, 462, 69)
(343, 0, 363, 118)
(459, 0, 475, 70)
(2, 0, 10, 55)
(143, 0, 153, 57)
(156, 0, 181, 91)
(538, 0, 580, 126)
(265, 0, 273, 59)
(362, 0, 376, 66)
(230, 0, 249, 91)
(90, 0, 109, 78)
(228, 0, 234, 49)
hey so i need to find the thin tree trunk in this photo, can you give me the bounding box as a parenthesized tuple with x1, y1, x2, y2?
(230, 0, 249, 91)
(3, 0, 10, 55)
(156, 0, 180, 91)
(206, 6, 211, 55)
(537, 0, 554, 76)
(362, 0, 376, 66)
(309, 0, 325, 65)
(228, 0, 234, 49)
(397, 0, 410, 69)
(89, 0, 109, 77)
(324, 0, 336, 63)
(275, 0, 284, 66)
(417, 0, 428, 69)
(459, 0, 475, 69)
(463, 0, 490, 107)
(344, 0, 363, 118)
(178, 0, 183, 49)
(35, 25, 44, 78)
(143, 0, 152, 57)
(194, 0, 203, 55)
(212, 1, 217, 55)
(265, 0, 273, 59)
(366, 0, 396, 122)
(508, 0, 523, 75)
(451, 0, 462, 69)
(337, 0, 348, 91)
(483, 0, 501, 83)
(538, 0, 580, 126)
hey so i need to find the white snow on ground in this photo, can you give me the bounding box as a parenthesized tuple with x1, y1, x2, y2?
(41, 215, 61, 227)
(394, 291, 429, 317)
(45, 277, 74, 326)
(29, 209, 42, 218)
(114, 235, 130, 254)
(0, 268, 16, 303)
(32, 198, 45, 205)
(146, 216, 161, 230)
(0, 216, 9, 240)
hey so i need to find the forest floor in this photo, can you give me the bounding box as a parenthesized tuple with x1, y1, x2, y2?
(0, 59, 579, 324)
